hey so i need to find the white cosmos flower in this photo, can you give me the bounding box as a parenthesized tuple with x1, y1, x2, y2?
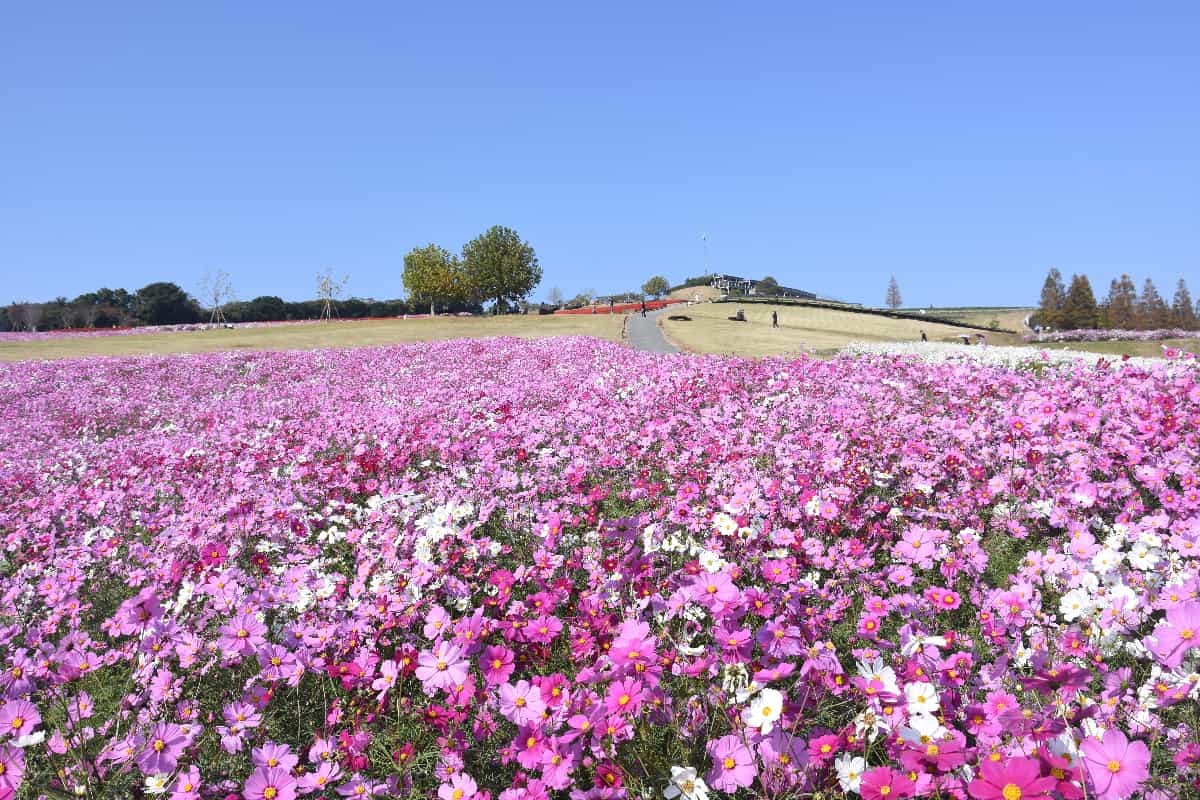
(14, 730, 46, 748)
(1128, 545, 1160, 569)
(1092, 548, 1122, 574)
(1059, 587, 1094, 621)
(835, 754, 866, 792)
(664, 766, 710, 800)
(856, 657, 902, 695)
(899, 712, 947, 745)
(741, 687, 784, 734)
(904, 681, 940, 716)
(144, 774, 170, 795)
(853, 707, 892, 741)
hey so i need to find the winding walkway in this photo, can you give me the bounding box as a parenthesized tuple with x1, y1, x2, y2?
(625, 307, 679, 353)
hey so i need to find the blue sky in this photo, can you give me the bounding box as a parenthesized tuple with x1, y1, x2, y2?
(2, 2, 1197, 307)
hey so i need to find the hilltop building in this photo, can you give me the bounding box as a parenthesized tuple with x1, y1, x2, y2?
(708, 274, 816, 299)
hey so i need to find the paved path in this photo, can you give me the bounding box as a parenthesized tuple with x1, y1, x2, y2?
(626, 307, 679, 353)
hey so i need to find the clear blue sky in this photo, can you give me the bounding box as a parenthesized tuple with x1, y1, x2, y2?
(2, 2, 1197, 307)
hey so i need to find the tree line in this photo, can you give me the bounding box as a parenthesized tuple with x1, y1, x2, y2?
(1, 281, 439, 333)
(1033, 268, 1197, 331)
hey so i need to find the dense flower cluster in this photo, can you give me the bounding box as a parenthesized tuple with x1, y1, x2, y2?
(1026, 329, 1200, 344)
(842, 341, 1192, 369)
(2, 337, 1199, 799)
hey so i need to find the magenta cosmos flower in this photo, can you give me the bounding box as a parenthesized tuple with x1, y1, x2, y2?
(968, 756, 1057, 800)
(861, 767, 916, 800)
(244, 766, 298, 800)
(1081, 729, 1150, 800)
(707, 734, 756, 792)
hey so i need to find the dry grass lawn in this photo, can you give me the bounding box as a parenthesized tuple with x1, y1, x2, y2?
(0, 314, 625, 362)
(660, 302, 1025, 357)
(921, 308, 1033, 331)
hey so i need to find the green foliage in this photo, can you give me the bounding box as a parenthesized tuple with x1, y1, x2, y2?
(755, 276, 780, 296)
(402, 243, 467, 314)
(461, 226, 542, 311)
(133, 282, 202, 325)
(1061, 274, 1098, 329)
(1034, 267, 1066, 329)
(642, 276, 670, 299)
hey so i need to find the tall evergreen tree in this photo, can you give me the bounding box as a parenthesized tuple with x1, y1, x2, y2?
(1061, 274, 1098, 329)
(885, 276, 903, 309)
(1138, 278, 1169, 329)
(1036, 268, 1066, 328)
(1102, 274, 1138, 329)
(1171, 278, 1197, 330)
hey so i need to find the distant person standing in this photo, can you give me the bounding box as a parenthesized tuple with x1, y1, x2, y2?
(641, 301, 647, 317)
(920, 330, 927, 342)
(771, 310, 779, 328)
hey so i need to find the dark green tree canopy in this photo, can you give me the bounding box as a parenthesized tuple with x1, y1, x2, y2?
(461, 226, 541, 311)
(756, 276, 780, 296)
(133, 282, 201, 326)
(1061, 274, 1098, 329)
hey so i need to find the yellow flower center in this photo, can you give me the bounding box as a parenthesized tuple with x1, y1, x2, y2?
(723, 757, 736, 769)
(152, 739, 165, 752)
(1002, 785, 1022, 800)
(1107, 760, 1121, 773)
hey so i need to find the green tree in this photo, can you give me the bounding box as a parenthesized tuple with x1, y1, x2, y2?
(641, 276, 670, 299)
(133, 282, 200, 325)
(461, 226, 541, 313)
(755, 276, 780, 296)
(1035, 268, 1066, 328)
(1061, 274, 1098, 329)
(1138, 278, 1169, 329)
(1101, 274, 1138, 329)
(403, 243, 465, 315)
(1171, 278, 1196, 330)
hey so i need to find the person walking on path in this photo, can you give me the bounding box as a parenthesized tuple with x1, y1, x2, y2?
(920, 330, 927, 342)
(640, 301, 647, 318)
(771, 310, 779, 328)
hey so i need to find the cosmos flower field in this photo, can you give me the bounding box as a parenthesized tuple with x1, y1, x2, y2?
(1, 337, 1199, 800)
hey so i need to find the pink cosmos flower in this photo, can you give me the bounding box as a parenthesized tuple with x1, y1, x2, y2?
(707, 734, 756, 792)
(0, 701, 39, 740)
(967, 756, 1056, 800)
(438, 772, 478, 800)
(136, 722, 188, 775)
(0, 745, 25, 792)
(218, 612, 267, 657)
(498, 680, 546, 726)
(1080, 729, 1150, 800)
(252, 742, 298, 771)
(415, 642, 469, 691)
(245, 767, 298, 800)
(1145, 602, 1200, 668)
(170, 765, 202, 800)
(298, 761, 342, 793)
